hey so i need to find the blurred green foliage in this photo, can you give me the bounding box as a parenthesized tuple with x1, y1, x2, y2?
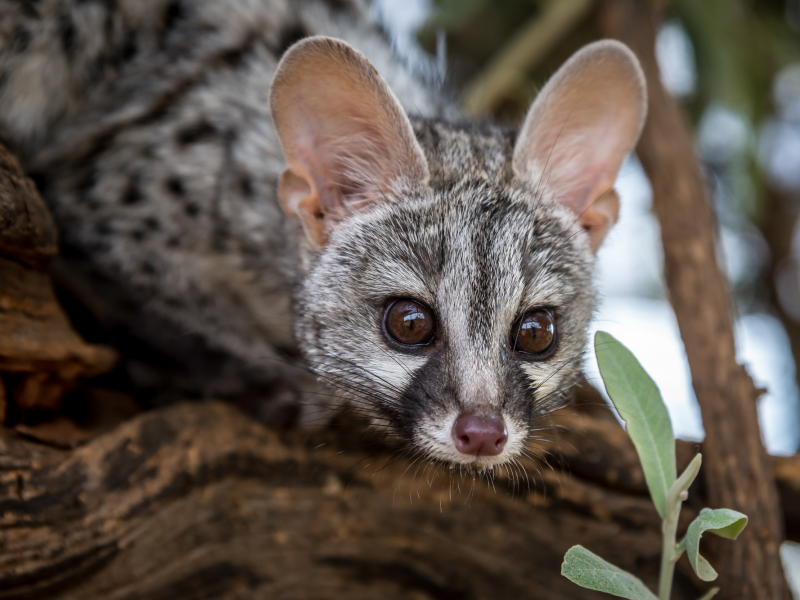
(420, 0, 800, 221)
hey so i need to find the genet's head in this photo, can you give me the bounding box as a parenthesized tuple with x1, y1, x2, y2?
(270, 37, 646, 468)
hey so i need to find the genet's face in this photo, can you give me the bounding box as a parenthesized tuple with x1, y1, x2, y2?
(297, 180, 596, 468)
(272, 38, 645, 469)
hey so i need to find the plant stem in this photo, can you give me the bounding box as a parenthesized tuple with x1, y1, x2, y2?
(658, 454, 703, 600)
(658, 497, 681, 600)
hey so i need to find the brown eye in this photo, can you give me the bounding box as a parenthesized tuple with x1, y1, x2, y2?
(513, 309, 556, 357)
(384, 299, 435, 346)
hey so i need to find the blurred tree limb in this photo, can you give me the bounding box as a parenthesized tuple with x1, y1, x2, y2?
(598, 1, 791, 598)
(461, 0, 592, 117)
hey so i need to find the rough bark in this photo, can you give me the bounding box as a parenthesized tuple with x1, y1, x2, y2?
(598, 2, 791, 598)
(1, 390, 799, 600)
(0, 144, 117, 415)
(0, 395, 700, 600)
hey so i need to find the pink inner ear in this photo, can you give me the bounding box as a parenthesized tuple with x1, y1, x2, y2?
(270, 37, 429, 228)
(512, 41, 646, 218)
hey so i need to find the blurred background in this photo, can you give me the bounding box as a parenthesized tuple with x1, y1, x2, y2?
(372, 0, 800, 590)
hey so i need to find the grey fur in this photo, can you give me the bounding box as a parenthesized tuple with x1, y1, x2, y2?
(0, 1, 637, 468)
(295, 117, 596, 466)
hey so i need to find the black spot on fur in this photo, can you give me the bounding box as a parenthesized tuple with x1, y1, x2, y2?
(176, 120, 216, 146)
(119, 29, 138, 63)
(144, 217, 160, 231)
(239, 175, 253, 199)
(77, 169, 98, 199)
(0, 71, 8, 90)
(142, 260, 157, 274)
(122, 179, 143, 205)
(161, 0, 185, 45)
(12, 26, 31, 53)
(276, 24, 309, 56)
(132, 229, 146, 241)
(59, 13, 77, 56)
(167, 236, 181, 248)
(166, 177, 185, 196)
(185, 203, 200, 217)
(95, 219, 114, 235)
(17, 1, 41, 19)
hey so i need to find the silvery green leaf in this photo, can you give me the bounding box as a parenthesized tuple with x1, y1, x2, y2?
(697, 588, 719, 600)
(561, 546, 658, 599)
(594, 331, 676, 518)
(685, 509, 748, 581)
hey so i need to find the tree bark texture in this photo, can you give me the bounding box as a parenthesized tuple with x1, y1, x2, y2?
(1, 394, 799, 600)
(0, 144, 117, 417)
(598, 2, 791, 598)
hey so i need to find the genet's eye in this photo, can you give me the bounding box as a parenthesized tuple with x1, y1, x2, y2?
(513, 309, 556, 357)
(384, 299, 435, 346)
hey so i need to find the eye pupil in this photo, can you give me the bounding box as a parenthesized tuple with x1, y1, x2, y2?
(514, 309, 556, 356)
(385, 300, 435, 346)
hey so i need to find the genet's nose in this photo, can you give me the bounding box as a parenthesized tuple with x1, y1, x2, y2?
(452, 414, 507, 456)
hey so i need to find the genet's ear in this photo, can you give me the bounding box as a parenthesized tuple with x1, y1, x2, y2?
(270, 36, 429, 246)
(512, 40, 647, 252)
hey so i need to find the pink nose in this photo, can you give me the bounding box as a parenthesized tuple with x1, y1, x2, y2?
(452, 414, 508, 456)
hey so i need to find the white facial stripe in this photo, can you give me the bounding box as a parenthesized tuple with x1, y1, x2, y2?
(437, 230, 498, 410)
(519, 360, 566, 406)
(363, 353, 426, 396)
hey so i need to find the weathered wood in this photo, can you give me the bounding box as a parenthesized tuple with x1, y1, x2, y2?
(0, 147, 57, 267)
(0, 143, 117, 416)
(2, 381, 799, 600)
(0, 397, 705, 600)
(598, 2, 792, 598)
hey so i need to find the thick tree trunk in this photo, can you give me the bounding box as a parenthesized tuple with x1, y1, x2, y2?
(599, 2, 792, 598)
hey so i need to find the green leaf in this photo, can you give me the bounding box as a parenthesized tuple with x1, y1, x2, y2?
(697, 588, 720, 600)
(685, 509, 749, 581)
(561, 546, 658, 600)
(594, 331, 676, 518)
(669, 454, 702, 502)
